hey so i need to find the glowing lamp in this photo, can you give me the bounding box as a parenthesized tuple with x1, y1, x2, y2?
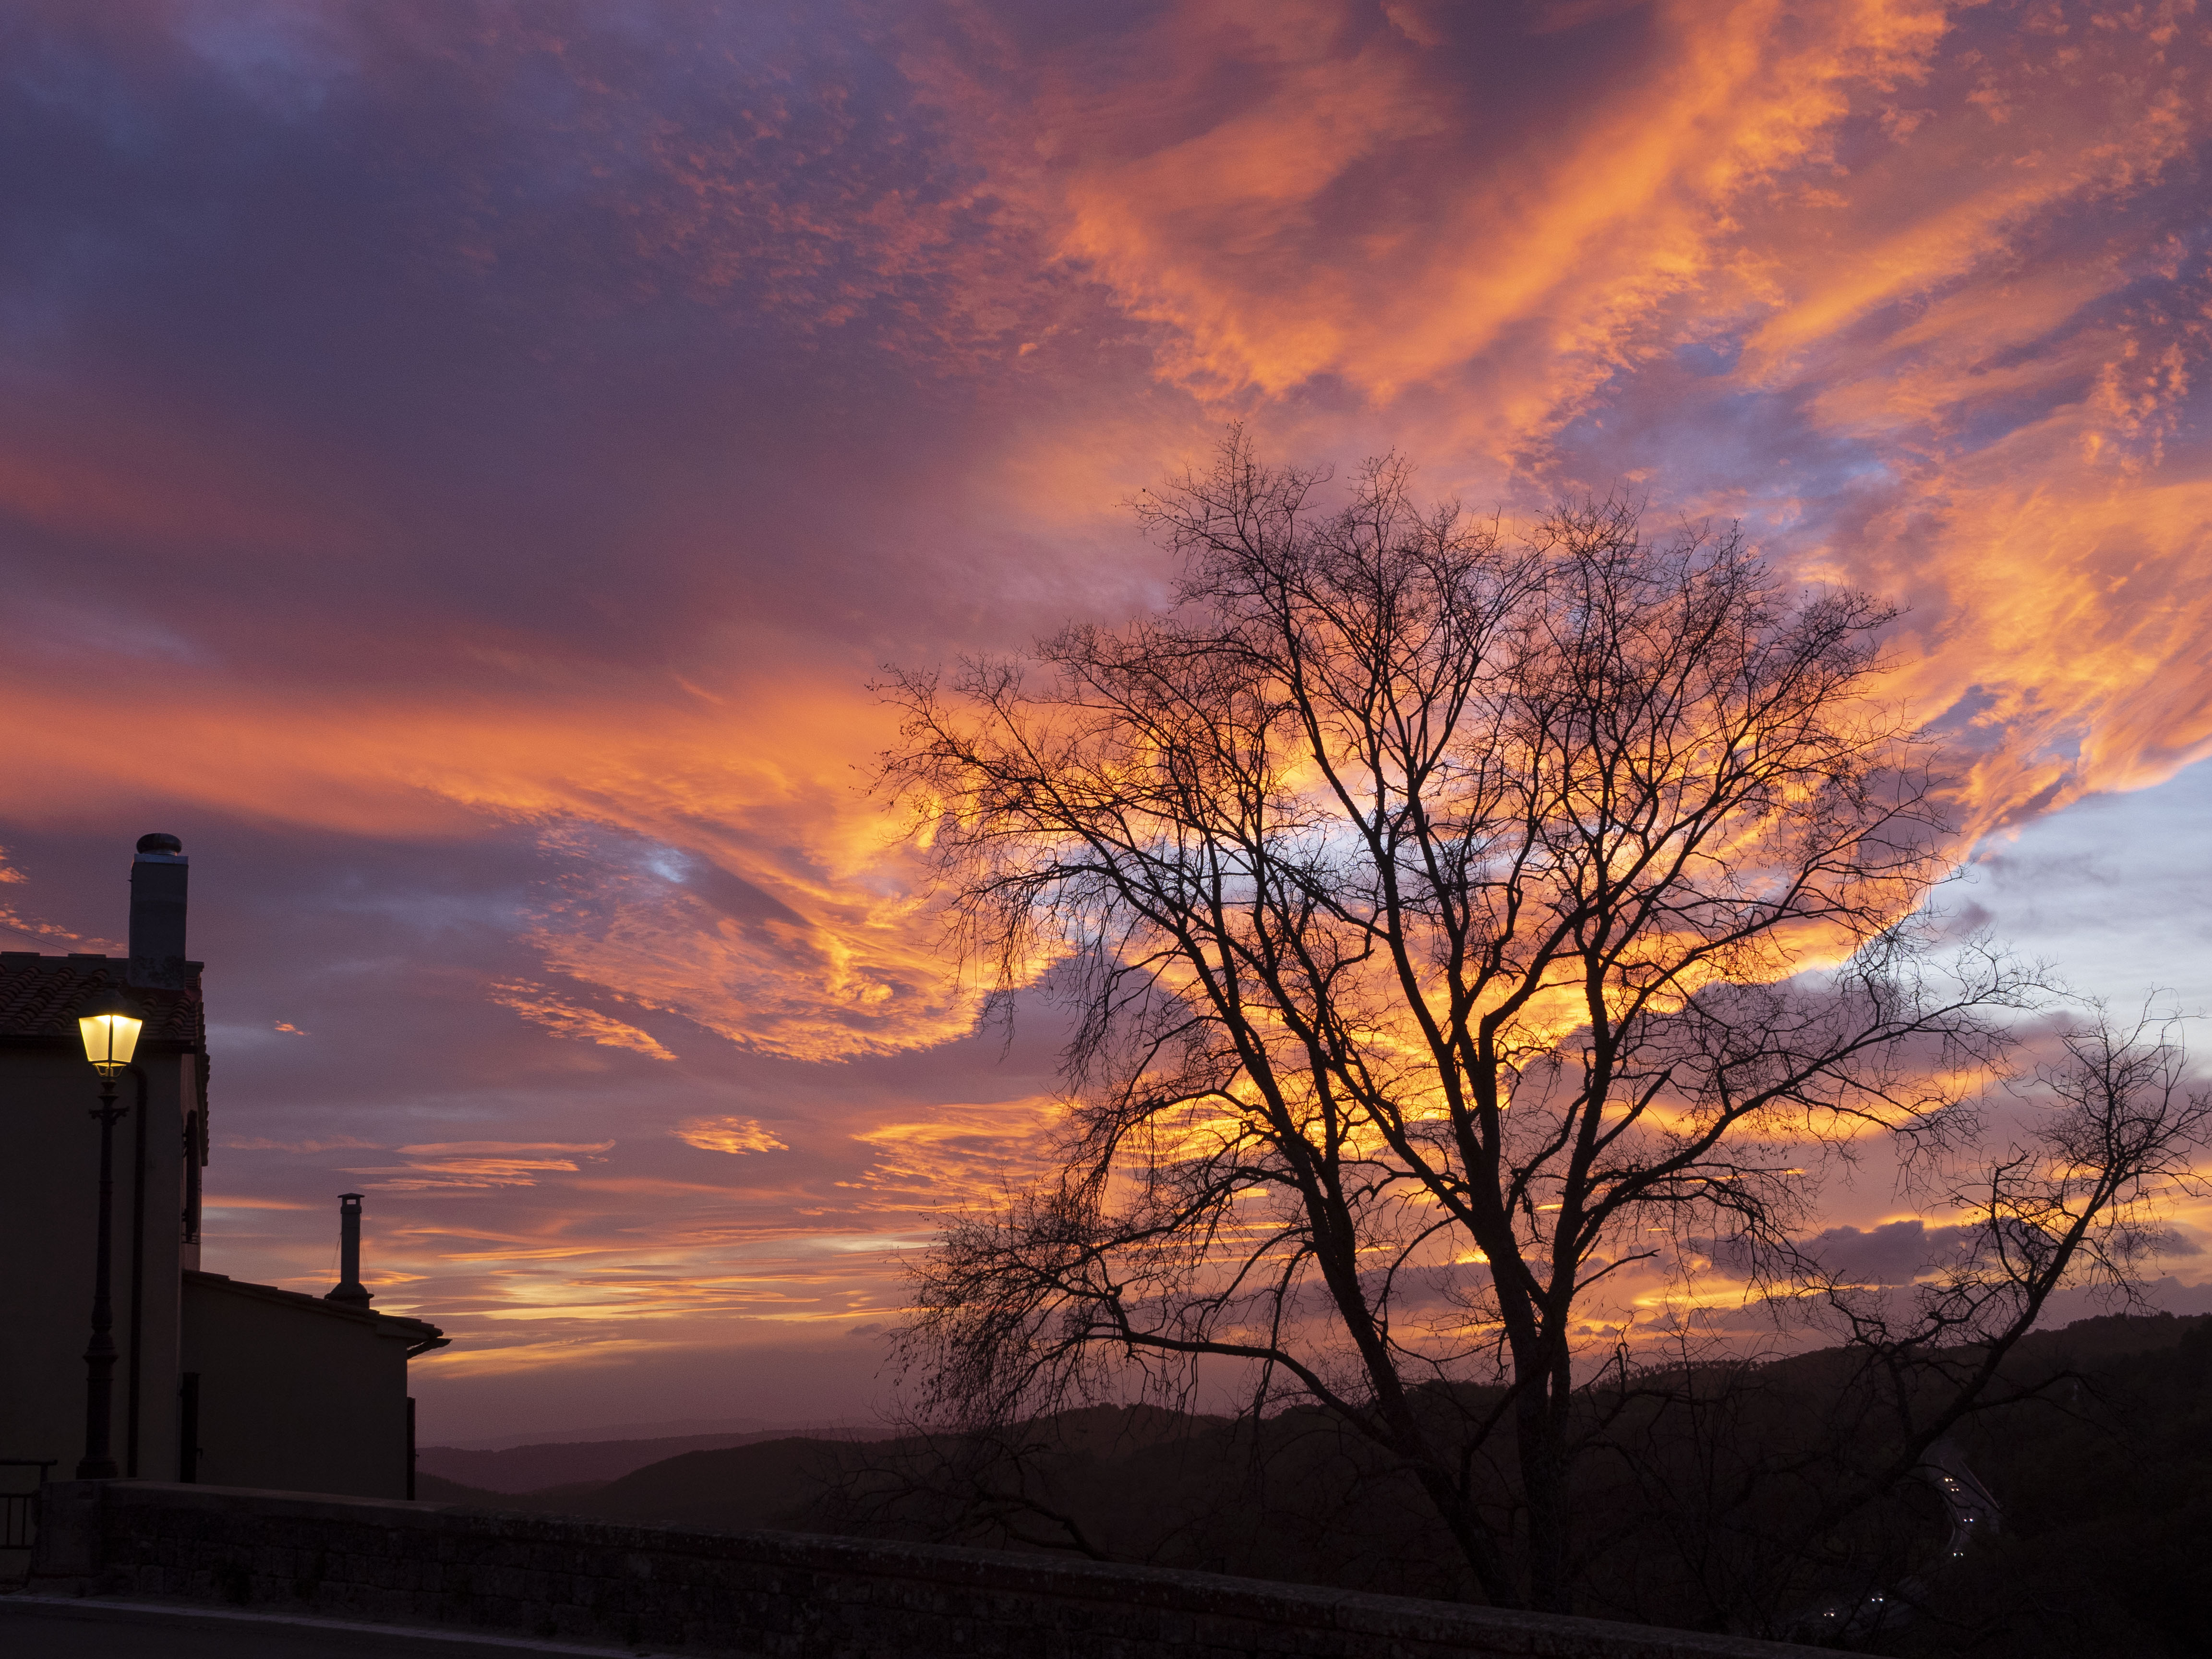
(78, 988, 144, 1079)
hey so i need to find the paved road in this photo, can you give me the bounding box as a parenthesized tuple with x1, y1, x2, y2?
(1919, 1438, 2001, 1559)
(1791, 1438, 2007, 1641)
(0, 1598, 663, 1658)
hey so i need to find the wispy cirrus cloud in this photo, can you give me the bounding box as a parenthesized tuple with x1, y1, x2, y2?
(348, 1141, 619, 1194)
(488, 980, 675, 1062)
(675, 1116, 790, 1154)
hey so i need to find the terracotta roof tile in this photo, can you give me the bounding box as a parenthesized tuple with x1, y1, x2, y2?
(0, 952, 205, 1046)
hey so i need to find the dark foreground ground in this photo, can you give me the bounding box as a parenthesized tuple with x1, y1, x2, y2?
(0, 1597, 667, 1659)
(414, 1312, 2212, 1654)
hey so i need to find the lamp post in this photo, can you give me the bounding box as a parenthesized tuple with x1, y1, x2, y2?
(75, 987, 144, 1481)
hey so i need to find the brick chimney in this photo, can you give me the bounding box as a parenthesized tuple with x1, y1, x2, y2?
(126, 832, 190, 989)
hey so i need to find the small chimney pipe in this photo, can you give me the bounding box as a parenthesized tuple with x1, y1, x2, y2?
(326, 1192, 373, 1307)
(127, 832, 190, 989)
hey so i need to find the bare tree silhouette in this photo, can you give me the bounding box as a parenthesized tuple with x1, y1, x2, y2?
(876, 433, 2195, 1614)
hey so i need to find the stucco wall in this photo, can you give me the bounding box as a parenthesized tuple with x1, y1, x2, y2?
(0, 1046, 195, 1479)
(181, 1276, 416, 1499)
(34, 1480, 1835, 1659)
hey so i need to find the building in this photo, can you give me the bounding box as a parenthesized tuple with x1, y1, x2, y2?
(0, 835, 446, 1500)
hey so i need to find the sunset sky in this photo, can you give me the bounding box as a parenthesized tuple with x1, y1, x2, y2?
(5, 0, 2211, 1445)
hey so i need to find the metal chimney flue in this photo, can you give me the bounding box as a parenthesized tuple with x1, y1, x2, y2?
(326, 1192, 373, 1307)
(127, 832, 189, 989)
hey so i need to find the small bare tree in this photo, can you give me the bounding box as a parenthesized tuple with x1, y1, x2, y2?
(875, 433, 2150, 1612)
(1791, 1006, 2212, 1531)
(1554, 1005, 2212, 1637)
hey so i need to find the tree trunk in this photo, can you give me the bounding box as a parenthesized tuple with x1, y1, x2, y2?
(1516, 1361, 1575, 1611)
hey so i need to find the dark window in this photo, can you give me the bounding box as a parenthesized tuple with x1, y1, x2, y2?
(182, 1112, 202, 1243)
(178, 1373, 200, 1482)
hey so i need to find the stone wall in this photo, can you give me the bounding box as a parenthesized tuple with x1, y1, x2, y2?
(32, 1480, 1831, 1659)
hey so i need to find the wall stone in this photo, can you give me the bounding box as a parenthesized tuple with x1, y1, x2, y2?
(31, 1480, 1832, 1659)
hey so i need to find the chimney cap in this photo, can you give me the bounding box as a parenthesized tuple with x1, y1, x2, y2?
(136, 833, 183, 855)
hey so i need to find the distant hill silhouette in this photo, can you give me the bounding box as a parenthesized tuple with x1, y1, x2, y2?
(415, 1426, 869, 1493)
(415, 1472, 557, 1507)
(554, 1404, 1227, 1533)
(439, 1414, 780, 1450)
(584, 1437, 860, 1530)
(409, 1313, 2212, 1654)
(1891, 1312, 2212, 1658)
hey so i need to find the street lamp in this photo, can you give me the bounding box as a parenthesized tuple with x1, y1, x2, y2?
(74, 986, 143, 1480)
(79, 990, 143, 1078)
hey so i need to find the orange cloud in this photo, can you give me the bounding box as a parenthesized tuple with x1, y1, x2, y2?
(943, 0, 2212, 845)
(0, 674, 977, 1061)
(347, 1141, 618, 1194)
(674, 1116, 791, 1154)
(848, 1096, 1066, 1206)
(931, 0, 1951, 419)
(488, 981, 675, 1062)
